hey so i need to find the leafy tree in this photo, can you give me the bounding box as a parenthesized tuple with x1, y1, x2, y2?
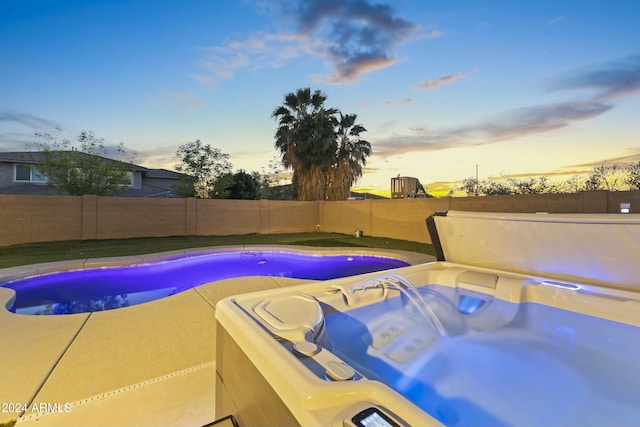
(228, 170, 262, 199)
(583, 163, 625, 191)
(458, 175, 548, 196)
(460, 177, 480, 196)
(271, 88, 371, 201)
(263, 156, 287, 185)
(507, 176, 555, 195)
(172, 176, 197, 198)
(481, 179, 511, 196)
(458, 176, 510, 196)
(603, 163, 626, 191)
(258, 156, 295, 200)
(210, 172, 234, 199)
(583, 170, 601, 191)
(625, 161, 640, 190)
(175, 140, 232, 198)
(559, 163, 637, 192)
(33, 129, 135, 196)
(454, 162, 640, 197)
(559, 174, 587, 193)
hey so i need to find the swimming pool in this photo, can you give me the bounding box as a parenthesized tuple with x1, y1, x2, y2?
(2, 250, 410, 315)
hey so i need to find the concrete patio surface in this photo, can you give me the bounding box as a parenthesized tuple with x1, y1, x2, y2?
(0, 246, 433, 427)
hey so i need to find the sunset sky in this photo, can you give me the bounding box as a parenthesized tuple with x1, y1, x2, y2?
(2, 0, 639, 196)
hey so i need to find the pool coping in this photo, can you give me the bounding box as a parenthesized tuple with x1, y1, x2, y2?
(0, 245, 434, 427)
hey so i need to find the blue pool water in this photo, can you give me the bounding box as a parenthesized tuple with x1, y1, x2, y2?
(3, 251, 409, 315)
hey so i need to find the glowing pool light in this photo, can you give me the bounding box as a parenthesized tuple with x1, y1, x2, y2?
(2, 251, 410, 315)
(539, 280, 582, 290)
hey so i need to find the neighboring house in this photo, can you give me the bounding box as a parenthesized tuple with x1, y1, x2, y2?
(0, 151, 186, 197)
(348, 191, 388, 200)
(259, 184, 388, 200)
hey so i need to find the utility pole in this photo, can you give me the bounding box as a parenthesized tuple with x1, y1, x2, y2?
(475, 164, 479, 197)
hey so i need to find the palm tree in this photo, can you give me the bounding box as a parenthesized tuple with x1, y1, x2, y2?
(272, 88, 371, 201)
(272, 88, 337, 201)
(327, 113, 372, 200)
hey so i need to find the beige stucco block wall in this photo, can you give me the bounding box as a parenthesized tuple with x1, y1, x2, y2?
(196, 199, 262, 235)
(450, 192, 601, 214)
(3, 190, 640, 248)
(0, 195, 82, 246)
(96, 197, 188, 239)
(369, 198, 450, 244)
(450, 195, 514, 212)
(81, 194, 98, 240)
(546, 192, 589, 212)
(607, 191, 640, 213)
(266, 200, 318, 233)
(320, 200, 371, 235)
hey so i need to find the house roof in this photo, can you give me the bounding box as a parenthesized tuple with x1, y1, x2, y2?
(0, 151, 146, 171)
(349, 191, 388, 200)
(0, 151, 188, 198)
(0, 152, 43, 163)
(0, 182, 59, 196)
(0, 152, 190, 180)
(144, 168, 184, 179)
(0, 182, 184, 198)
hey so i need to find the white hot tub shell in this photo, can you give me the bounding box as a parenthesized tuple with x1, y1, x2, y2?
(215, 211, 640, 427)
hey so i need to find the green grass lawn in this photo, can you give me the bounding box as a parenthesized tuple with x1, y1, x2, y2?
(0, 233, 435, 269)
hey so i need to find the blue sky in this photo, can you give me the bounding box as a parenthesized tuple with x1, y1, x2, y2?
(1, 0, 639, 196)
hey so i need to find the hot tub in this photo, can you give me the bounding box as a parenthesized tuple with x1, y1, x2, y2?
(214, 211, 640, 427)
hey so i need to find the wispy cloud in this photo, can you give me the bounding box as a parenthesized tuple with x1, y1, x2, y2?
(192, 31, 310, 88)
(385, 98, 412, 106)
(0, 111, 61, 129)
(377, 55, 640, 157)
(0, 111, 62, 151)
(413, 70, 476, 91)
(0, 134, 33, 151)
(149, 90, 205, 110)
(547, 54, 640, 101)
(375, 100, 612, 156)
(193, 0, 423, 87)
(560, 152, 640, 171)
(548, 16, 565, 26)
(419, 29, 444, 40)
(134, 145, 180, 169)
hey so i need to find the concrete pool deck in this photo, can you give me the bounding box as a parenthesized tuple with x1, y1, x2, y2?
(0, 245, 434, 427)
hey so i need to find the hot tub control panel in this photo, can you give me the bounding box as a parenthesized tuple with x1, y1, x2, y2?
(345, 407, 404, 427)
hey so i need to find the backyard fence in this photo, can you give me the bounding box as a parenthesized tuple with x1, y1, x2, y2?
(1, 190, 639, 248)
